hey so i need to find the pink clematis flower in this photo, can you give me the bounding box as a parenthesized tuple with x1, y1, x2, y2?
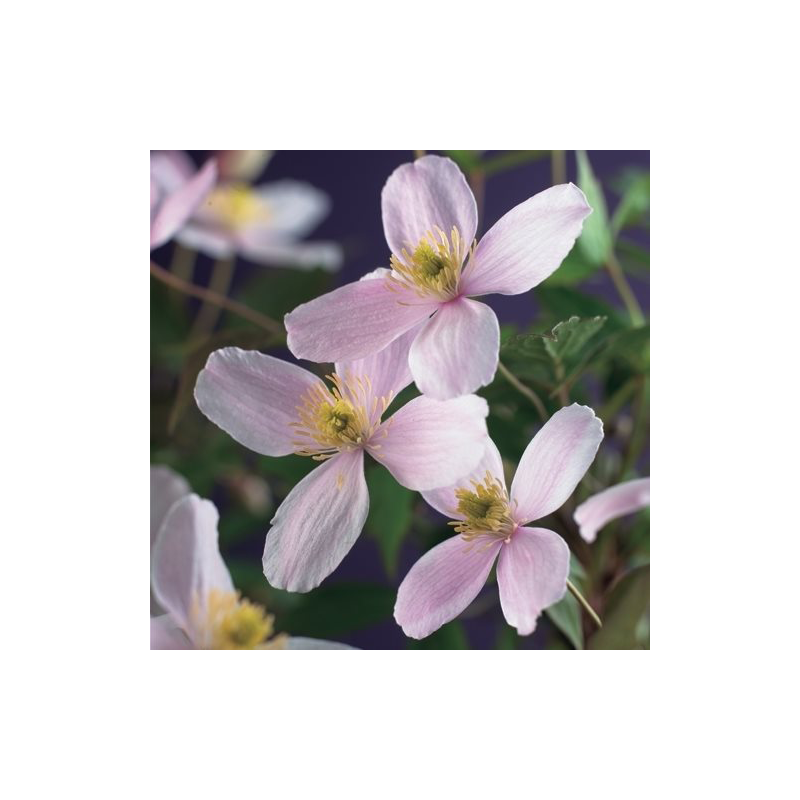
(285, 154, 592, 399)
(193, 299, 490, 592)
(395, 404, 603, 638)
(574, 477, 650, 543)
(150, 465, 191, 616)
(150, 470, 354, 650)
(150, 149, 341, 270)
(150, 151, 217, 250)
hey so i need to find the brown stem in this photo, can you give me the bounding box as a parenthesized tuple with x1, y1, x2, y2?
(551, 150, 567, 184)
(469, 168, 486, 236)
(413, 150, 426, 160)
(150, 261, 283, 336)
(191, 256, 235, 337)
(567, 579, 602, 629)
(497, 361, 548, 423)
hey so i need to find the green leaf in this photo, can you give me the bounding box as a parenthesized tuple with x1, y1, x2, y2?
(410, 621, 468, 649)
(544, 316, 607, 364)
(501, 315, 610, 396)
(280, 583, 396, 638)
(600, 325, 650, 373)
(365, 466, 414, 577)
(576, 150, 612, 266)
(499, 330, 555, 387)
(545, 557, 588, 649)
(496, 625, 518, 649)
(542, 247, 600, 286)
(441, 150, 483, 171)
(588, 565, 650, 650)
(546, 592, 584, 649)
(610, 170, 650, 237)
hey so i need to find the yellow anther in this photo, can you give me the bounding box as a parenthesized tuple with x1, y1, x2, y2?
(201, 589, 285, 650)
(449, 472, 515, 544)
(387, 226, 475, 300)
(206, 183, 270, 231)
(290, 371, 393, 460)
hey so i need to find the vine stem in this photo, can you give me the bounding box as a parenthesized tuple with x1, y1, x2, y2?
(150, 260, 283, 336)
(191, 256, 235, 337)
(551, 150, 567, 184)
(497, 361, 548, 423)
(567, 579, 603, 629)
(606, 250, 645, 327)
(413, 150, 426, 159)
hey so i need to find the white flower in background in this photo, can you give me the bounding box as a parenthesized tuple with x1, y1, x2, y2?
(150, 466, 353, 650)
(150, 150, 342, 271)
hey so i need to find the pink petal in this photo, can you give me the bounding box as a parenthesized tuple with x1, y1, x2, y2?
(497, 526, 570, 635)
(574, 477, 650, 543)
(285, 275, 434, 362)
(408, 297, 499, 399)
(195, 348, 323, 457)
(151, 495, 234, 641)
(150, 157, 217, 249)
(150, 465, 190, 549)
(460, 184, 591, 296)
(150, 177, 161, 212)
(421, 438, 506, 520)
(263, 450, 369, 592)
(510, 404, 604, 523)
(150, 615, 193, 650)
(382, 155, 478, 258)
(335, 319, 425, 406)
(377, 394, 488, 491)
(150, 150, 196, 193)
(286, 637, 356, 650)
(394, 534, 501, 639)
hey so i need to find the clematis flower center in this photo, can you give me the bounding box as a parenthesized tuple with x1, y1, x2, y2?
(449, 472, 516, 544)
(205, 183, 270, 232)
(291, 372, 393, 460)
(201, 589, 287, 650)
(387, 226, 475, 301)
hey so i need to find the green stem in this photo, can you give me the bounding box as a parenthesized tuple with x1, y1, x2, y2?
(606, 250, 645, 327)
(497, 361, 548, 423)
(567, 579, 602, 629)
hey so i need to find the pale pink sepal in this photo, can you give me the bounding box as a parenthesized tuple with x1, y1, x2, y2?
(574, 477, 650, 543)
(150, 465, 190, 549)
(150, 615, 192, 649)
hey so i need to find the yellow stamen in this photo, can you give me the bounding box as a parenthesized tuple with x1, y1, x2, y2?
(449, 472, 516, 544)
(199, 589, 286, 650)
(290, 371, 393, 460)
(205, 183, 270, 232)
(387, 226, 475, 301)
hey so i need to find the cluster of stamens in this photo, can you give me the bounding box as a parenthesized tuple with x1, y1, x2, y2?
(449, 472, 516, 546)
(205, 183, 271, 232)
(291, 372, 393, 460)
(196, 589, 287, 650)
(387, 226, 475, 301)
